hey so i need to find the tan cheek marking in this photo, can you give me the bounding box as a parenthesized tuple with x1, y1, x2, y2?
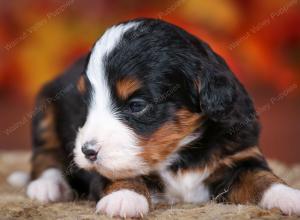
(139, 109, 202, 165)
(77, 75, 86, 94)
(116, 77, 141, 100)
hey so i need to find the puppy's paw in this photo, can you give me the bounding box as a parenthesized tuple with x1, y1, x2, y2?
(260, 184, 300, 216)
(96, 189, 149, 218)
(26, 168, 72, 203)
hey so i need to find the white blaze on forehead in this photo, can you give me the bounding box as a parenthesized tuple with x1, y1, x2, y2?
(87, 22, 140, 101)
(74, 22, 149, 177)
(85, 21, 141, 142)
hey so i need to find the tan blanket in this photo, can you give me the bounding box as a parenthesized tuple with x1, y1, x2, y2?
(1, 151, 300, 220)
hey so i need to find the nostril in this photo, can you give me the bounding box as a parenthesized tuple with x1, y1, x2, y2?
(82, 148, 96, 156)
(82, 143, 98, 161)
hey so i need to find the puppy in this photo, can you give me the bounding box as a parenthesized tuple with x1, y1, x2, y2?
(24, 18, 300, 218)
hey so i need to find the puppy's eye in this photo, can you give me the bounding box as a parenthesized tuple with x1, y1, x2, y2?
(129, 99, 148, 113)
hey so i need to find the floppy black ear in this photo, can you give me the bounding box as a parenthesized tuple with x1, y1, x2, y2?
(198, 45, 238, 122)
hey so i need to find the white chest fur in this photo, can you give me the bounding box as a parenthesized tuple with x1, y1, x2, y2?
(159, 168, 211, 204)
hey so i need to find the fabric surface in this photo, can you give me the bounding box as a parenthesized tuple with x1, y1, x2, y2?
(1, 151, 300, 220)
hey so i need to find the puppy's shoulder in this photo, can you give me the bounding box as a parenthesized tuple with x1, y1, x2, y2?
(37, 54, 90, 100)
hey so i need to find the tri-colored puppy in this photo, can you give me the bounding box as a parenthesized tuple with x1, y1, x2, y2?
(24, 18, 300, 218)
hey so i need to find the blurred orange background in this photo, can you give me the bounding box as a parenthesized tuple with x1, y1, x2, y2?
(0, 0, 299, 164)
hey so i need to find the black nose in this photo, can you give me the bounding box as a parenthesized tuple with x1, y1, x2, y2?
(82, 143, 98, 161)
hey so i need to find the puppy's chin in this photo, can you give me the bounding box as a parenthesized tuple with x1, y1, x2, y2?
(78, 161, 150, 180)
(74, 152, 151, 180)
(94, 165, 149, 180)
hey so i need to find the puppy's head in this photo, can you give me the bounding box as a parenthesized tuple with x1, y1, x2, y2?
(74, 19, 241, 179)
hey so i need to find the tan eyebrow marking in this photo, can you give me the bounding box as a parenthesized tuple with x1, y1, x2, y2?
(77, 75, 86, 94)
(116, 77, 141, 100)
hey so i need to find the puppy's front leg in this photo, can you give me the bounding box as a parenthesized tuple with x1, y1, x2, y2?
(96, 178, 150, 218)
(207, 147, 300, 216)
(27, 96, 72, 203)
(228, 169, 300, 215)
(211, 162, 300, 215)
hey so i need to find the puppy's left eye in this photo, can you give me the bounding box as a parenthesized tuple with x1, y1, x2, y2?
(129, 99, 148, 113)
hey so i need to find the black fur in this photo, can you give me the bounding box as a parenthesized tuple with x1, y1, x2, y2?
(32, 18, 267, 200)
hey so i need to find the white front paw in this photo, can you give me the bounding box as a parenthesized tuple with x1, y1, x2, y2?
(260, 184, 300, 216)
(96, 189, 149, 218)
(26, 168, 72, 203)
